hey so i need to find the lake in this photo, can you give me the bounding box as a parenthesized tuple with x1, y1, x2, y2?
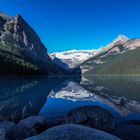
(0, 75, 140, 124)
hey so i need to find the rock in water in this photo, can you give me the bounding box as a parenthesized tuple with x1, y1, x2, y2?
(64, 106, 115, 132)
(25, 124, 121, 140)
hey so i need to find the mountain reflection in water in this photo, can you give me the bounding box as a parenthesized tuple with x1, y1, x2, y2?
(0, 76, 140, 122)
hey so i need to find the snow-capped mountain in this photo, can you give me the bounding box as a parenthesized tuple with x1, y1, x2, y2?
(50, 34, 140, 73)
(50, 49, 97, 68)
(50, 35, 129, 69)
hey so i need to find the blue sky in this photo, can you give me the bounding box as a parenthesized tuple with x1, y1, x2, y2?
(0, 0, 140, 53)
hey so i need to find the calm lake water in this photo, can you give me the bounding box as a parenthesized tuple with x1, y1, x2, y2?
(0, 76, 140, 123)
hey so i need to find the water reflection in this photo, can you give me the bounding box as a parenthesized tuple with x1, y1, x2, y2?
(0, 76, 80, 122)
(40, 76, 140, 123)
(0, 75, 140, 122)
(80, 76, 140, 115)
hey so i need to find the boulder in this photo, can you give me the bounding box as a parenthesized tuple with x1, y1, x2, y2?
(25, 124, 121, 140)
(6, 116, 47, 140)
(64, 106, 115, 131)
(18, 116, 47, 133)
(6, 125, 34, 140)
(0, 121, 15, 140)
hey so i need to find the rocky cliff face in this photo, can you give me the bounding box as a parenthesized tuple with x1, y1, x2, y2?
(0, 14, 49, 58)
(0, 13, 67, 75)
(124, 38, 140, 50)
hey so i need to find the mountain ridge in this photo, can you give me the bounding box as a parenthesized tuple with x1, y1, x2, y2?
(0, 13, 70, 75)
(80, 35, 140, 74)
(50, 35, 130, 70)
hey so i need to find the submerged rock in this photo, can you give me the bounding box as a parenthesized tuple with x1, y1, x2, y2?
(6, 116, 47, 140)
(25, 124, 121, 140)
(0, 121, 15, 140)
(64, 106, 115, 132)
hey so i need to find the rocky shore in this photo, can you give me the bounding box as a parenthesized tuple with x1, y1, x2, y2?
(0, 105, 140, 140)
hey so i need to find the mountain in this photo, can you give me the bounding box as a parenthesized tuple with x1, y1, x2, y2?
(98, 35, 129, 53)
(0, 13, 67, 75)
(80, 35, 140, 74)
(49, 35, 129, 70)
(50, 49, 97, 69)
(2, 13, 139, 75)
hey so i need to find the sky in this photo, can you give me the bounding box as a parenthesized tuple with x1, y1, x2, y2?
(0, 0, 140, 53)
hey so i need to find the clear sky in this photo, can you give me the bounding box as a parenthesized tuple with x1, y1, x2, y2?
(0, 0, 140, 53)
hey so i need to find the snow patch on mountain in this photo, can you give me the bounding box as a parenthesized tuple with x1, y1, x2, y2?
(50, 49, 97, 68)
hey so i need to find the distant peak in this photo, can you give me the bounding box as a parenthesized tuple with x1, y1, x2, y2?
(100, 34, 129, 52)
(115, 34, 129, 41)
(109, 34, 129, 45)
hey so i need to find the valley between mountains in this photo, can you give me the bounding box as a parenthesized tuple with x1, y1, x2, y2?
(50, 34, 140, 75)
